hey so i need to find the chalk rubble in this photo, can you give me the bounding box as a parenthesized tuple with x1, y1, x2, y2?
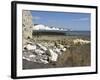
(23, 42, 67, 64)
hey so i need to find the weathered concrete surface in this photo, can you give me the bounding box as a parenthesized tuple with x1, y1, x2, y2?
(22, 10, 33, 45)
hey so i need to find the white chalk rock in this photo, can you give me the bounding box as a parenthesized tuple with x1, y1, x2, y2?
(62, 48, 66, 52)
(37, 43, 47, 51)
(34, 49, 44, 55)
(48, 49, 58, 62)
(53, 48, 62, 55)
(23, 56, 31, 61)
(73, 39, 90, 45)
(59, 44, 64, 49)
(65, 45, 70, 48)
(24, 44, 36, 50)
(22, 56, 26, 60)
(57, 44, 66, 52)
(29, 55, 36, 58)
(40, 59, 49, 64)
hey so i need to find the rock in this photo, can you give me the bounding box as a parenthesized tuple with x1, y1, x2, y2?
(23, 50, 33, 58)
(73, 39, 90, 45)
(61, 48, 66, 52)
(23, 50, 35, 61)
(33, 55, 49, 64)
(40, 59, 49, 64)
(29, 55, 37, 61)
(58, 44, 64, 49)
(23, 56, 31, 61)
(37, 43, 47, 51)
(29, 55, 36, 58)
(34, 49, 45, 55)
(23, 49, 49, 64)
(24, 44, 36, 50)
(53, 48, 62, 55)
(55, 44, 66, 52)
(65, 45, 70, 48)
(23, 42, 67, 64)
(47, 49, 58, 62)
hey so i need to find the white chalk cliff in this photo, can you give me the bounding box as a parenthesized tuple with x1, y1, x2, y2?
(33, 24, 65, 31)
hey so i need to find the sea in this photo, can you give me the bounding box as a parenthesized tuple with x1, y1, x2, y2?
(33, 30, 90, 37)
(65, 31, 90, 36)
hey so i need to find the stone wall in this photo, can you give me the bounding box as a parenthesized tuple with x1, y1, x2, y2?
(22, 10, 33, 45)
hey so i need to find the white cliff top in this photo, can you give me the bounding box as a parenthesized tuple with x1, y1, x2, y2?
(33, 24, 65, 31)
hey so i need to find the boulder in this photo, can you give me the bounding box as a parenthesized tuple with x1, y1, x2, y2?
(40, 59, 49, 64)
(58, 44, 64, 49)
(36, 43, 47, 51)
(33, 55, 49, 64)
(65, 45, 70, 48)
(23, 56, 30, 61)
(24, 44, 36, 50)
(34, 49, 45, 55)
(47, 49, 58, 62)
(53, 48, 62, 55)
(29, 55, 36, 58)
(61, 48, 66, 52)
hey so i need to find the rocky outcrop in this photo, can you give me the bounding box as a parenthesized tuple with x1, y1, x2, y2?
(23, 42, 67, 64)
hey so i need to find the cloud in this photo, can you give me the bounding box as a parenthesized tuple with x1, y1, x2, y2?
(72, 18, 89, 21)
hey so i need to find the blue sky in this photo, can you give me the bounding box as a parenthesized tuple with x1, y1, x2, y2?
(31, 10, 91, 31)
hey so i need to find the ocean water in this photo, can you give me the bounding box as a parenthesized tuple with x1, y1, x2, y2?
(33, 30, 90, 36)
(65, 31, 90, 36)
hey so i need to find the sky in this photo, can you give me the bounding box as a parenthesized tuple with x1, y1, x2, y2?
(31, 10, 91, 31)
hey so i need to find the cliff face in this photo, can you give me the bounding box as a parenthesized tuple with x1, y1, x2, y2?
(22, 10, 33, 45)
